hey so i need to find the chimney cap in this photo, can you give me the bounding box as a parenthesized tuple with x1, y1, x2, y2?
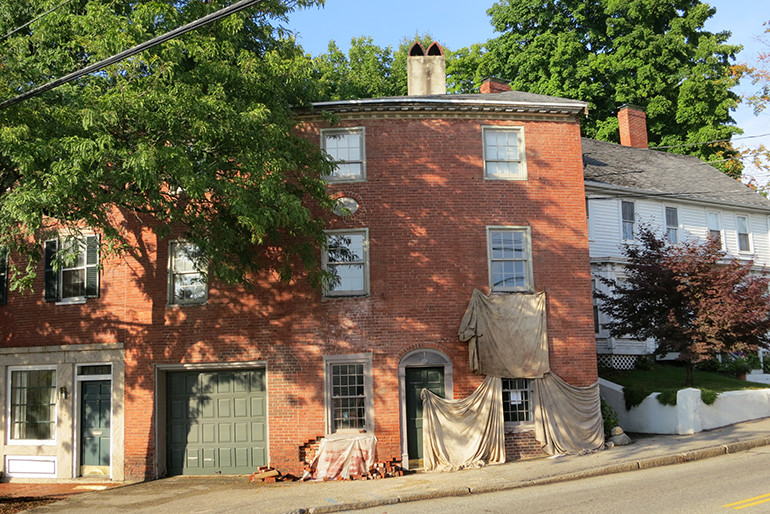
(618, 104, 645, 113)
(409, 42, 426, 56)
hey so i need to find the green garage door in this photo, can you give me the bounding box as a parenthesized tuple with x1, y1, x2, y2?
(167, 369, 267, 475)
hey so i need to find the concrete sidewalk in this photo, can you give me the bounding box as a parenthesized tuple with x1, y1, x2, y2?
(17, 416, 770, 514)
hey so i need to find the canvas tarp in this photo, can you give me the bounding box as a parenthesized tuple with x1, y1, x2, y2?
(534, 373, 604, 455)
(421, 375, 506, 471)
(458, 289, 550, 378)
(306, 433, 377, 480)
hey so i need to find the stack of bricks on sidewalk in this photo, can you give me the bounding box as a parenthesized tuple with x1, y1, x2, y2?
(249, 457, 407, 483)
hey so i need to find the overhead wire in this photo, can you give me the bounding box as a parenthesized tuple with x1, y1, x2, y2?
(0, 0, 269, 110)
(0, 0, 76, 40)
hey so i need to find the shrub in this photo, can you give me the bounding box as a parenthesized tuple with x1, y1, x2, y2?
(657, 390, 677, 406)
(601, 399, 619, 436)
(700, 389, 718, 405)
(696, 359, 723, 373)
(634, 355, 656, 371)
(623, 386, 654, 410)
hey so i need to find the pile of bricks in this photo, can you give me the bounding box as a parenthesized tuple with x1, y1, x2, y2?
(348, 458, 407, 481)
(249, 466, 298, 483)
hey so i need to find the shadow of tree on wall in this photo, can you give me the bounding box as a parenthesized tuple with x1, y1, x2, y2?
(0, 111, 598, 478)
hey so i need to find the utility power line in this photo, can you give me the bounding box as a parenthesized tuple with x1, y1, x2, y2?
(653, 133, 770, 150)
(1, 0, 75, 40)
(0, 0, 268, 110)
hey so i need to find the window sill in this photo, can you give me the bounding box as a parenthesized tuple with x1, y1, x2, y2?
(6, 439, 57, 446)
(56, 297, 87, 306)
(325, 177, 366, 184)
(167, 301, 208, 308)
(484, 175, 527, 181)
(323, 292, 370, 300)
(504, 421, 535, 434)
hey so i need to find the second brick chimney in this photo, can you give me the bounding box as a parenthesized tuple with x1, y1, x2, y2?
(480, 77, 512, 94)
(618, 105, 649, 149)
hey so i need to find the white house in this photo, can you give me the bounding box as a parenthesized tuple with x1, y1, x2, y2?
(584, 106, 770, 369)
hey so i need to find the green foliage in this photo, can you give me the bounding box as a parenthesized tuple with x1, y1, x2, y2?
(634, 355, 656, 371)
(600, 398, 619, 436)
(700, 389, 718, 405)
(0, 0, 337, 290)
(696, 358, 723, 373)
(622, 386, 654, 410)
(656, 390, 677, 406)
(598, 228, 770, 387)
(475, 0, 743, 176)
(725, 356, 752, 377)
(601, 363, 766, 410)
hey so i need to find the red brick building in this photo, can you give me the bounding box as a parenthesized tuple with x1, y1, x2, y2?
(0, 43, 597, 481)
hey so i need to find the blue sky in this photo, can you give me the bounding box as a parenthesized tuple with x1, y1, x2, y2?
(288, 0, 770, 181)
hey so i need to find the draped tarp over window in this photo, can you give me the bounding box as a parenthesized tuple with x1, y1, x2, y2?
(421, 376, 506, 472)
(534, 373, 604, 455)
(423, 289, 605, 470)
(458, 289, 549, 378)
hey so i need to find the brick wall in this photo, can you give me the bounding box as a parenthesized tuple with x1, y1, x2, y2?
(0, 111, 596, 480)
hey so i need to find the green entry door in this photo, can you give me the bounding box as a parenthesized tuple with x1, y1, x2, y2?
(167, 369, 267, 475)
(405, 367, 444, 469)
(80, 380, 111, 476)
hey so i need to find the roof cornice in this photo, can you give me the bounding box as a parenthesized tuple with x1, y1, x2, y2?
(584, 180, 770, 214)
(306, 96, 588, 116)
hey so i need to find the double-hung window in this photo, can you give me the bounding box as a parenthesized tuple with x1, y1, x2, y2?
(324, 354, 374, 434)
(487, 227, 532, 292)
(168, 241, 208, 305)
(323, 229, 369, 297)
(483, 126, 526, 180)
(9, 368, 57, 442)
(0, 246, 7, 305)
(322, 127, 365, 182)
(502, 378, 534, 424)
(736, 215, 751, 253)
(707, 212, 722, 246)
(621, 201, 635, 241)
(665, 207, 679, 244)
(44, 235, 99, 303)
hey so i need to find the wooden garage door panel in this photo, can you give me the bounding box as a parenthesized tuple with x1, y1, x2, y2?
(167, 369, 267, 475)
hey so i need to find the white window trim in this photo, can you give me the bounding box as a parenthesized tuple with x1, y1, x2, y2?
(323, 353, 374, 435)
(482, 126, 527, 181)
(664, 205, 679, 244)
(486, 226, 534, 293)
(736, 214, 753, 254)
(707, 211, 724, 249)
(45, 234, 99, 305)
(502, 377, 536, 432)
(167, 240, 208, 306)
(321, 127, 366, 183)
(6, 365, 58, 446)
(322, 228, 370, 298)
(621, 200, 635, 241)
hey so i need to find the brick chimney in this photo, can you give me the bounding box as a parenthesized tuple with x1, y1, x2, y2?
(618, 105, 648, 149)
(407, 41, 446, 96)
(480, 77, 512, 94)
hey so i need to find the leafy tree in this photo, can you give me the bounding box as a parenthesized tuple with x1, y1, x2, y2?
(735, 19, 770, 188)
(313, 37, 399, 100)
(598, 228, 770, 386)
(0, 0, 337, 291)
(477, 0, 743, 177)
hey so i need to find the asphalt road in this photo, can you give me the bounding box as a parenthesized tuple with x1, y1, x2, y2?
(357, 446, 770, 514)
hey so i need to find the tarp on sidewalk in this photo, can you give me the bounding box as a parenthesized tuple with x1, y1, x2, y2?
(421, 375, 506, 471)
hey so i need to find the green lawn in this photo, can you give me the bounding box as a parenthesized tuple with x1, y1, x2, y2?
(599, 364, 769, 409)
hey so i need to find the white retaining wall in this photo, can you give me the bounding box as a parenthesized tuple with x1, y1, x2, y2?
(600, 378, 770, 435)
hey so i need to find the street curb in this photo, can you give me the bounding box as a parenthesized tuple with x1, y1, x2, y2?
(302, 437, 770, 513)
